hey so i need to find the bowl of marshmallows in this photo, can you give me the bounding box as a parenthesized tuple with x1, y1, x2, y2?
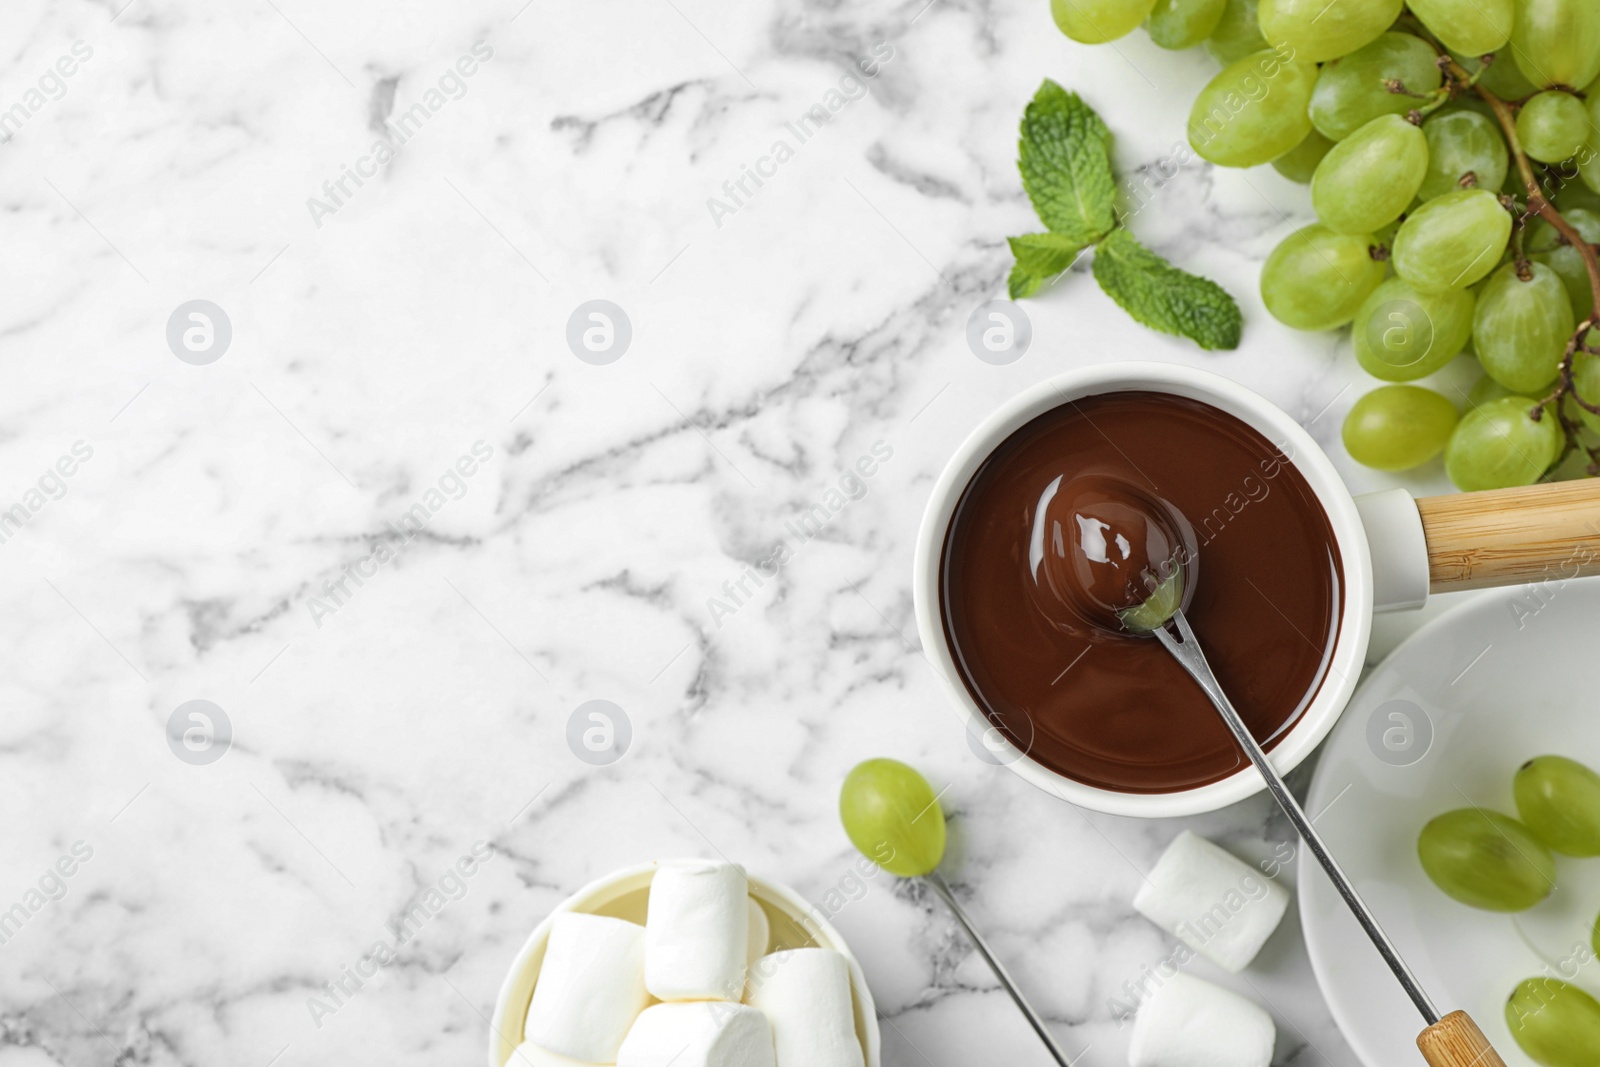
(490, 858, 881, 1067)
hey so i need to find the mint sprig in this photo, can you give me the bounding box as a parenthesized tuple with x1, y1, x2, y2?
(1092, 230, 1243, 351)
(1007, 80, 1242, 351)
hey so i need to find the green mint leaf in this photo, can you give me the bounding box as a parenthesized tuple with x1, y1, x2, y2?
(1018, 80, 1117, 243)
(1091, 229, 1243, 351)
(1007, 233, 1089, 299)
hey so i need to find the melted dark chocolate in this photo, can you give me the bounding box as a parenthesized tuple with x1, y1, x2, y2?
(939, 391, 1344, 794)
(1029, 473, 1196, 633)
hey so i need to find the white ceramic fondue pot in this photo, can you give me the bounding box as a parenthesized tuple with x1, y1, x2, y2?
(913, 362, 1600, 818)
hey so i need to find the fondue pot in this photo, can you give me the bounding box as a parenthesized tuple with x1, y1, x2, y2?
(914, 362, 1600, 817)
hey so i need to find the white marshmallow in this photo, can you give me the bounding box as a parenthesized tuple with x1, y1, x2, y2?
(746, 897, 771, 967)
(646, 860, 749, 1001)
(617, 1002, 776, 1067)
(744, 948, 864, 1067)
(505, 1040, 589, 1067)
(1132, 831, 1289, 973)
(1129, 973, 1275, 1067)
(523, 912, 650, 1063)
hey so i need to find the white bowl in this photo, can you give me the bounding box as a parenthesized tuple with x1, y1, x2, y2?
(912, 362, 1373, 818)
(489, 861, 882, 1067)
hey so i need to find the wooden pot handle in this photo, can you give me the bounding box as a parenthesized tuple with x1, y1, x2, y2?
(1417, 1011, 1507, 1067)
(1417, 479, 1600, 592)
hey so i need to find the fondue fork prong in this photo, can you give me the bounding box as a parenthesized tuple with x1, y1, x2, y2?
(1154, 608, 1441, 1026)
(924, 870, 1076, 1067)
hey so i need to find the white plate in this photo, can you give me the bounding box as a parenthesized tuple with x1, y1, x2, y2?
(1301, 578, 1600, 1065)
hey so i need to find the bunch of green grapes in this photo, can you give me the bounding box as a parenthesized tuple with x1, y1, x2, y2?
(1418, 756, 1600, 1066)
(1052, 0, 1600, 490)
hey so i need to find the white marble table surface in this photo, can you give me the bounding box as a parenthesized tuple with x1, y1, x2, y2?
(0, 1, 1484, 1064)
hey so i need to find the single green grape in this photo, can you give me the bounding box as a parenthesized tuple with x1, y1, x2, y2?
(1579, 89, 1600, 196)
(1419, 110, 1509, 202)
(1353, 277, 1476, 380)
(1271, 129, 1334, 183)
(1578, 143, 1600, 199)
(1469, 376, 1561, 429)
(1308, 33, 1443, 142)
(1574, 351, 1600, 434)
(1260, 225, 1386, 329)
(1418, 808, 1556, 911)
(1408, 0, 1513, 54)
(839, 758, 946, 878)
(1511, 0, 1600, 90)
(1119, 566, 1184, 633)
(1187, 48, 1317, 167)
(1517, 91, 1590, 164)
(1506, 978, 1600, 1067)
(1203, 0, 1264, 62)
(1146, 0, 1226, 48)
(1445, 396, 1562, 490)
(1474, 262, 1575, 393)
(1051, 0, 1159, 42)
(1526, 208, 1600, 320)
(1392, 189, 1513, 293)
(1257, 0, 1401, 62)
(1514, 756, 1600, 857)
(1342, 386, 1459, 470)
(1311, 115, 1429, 234)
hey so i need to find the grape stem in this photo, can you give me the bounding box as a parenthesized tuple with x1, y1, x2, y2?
(1434, 52, 1600, 474)
(1469, 87, 1600, 316)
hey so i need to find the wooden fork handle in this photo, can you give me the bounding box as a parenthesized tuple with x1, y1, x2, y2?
(1418, 1011, 1508, 1067)
(1417, 480, 1600, 591)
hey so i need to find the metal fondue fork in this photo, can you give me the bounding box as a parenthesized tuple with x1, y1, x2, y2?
(1154, 609, 1506, 1066)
